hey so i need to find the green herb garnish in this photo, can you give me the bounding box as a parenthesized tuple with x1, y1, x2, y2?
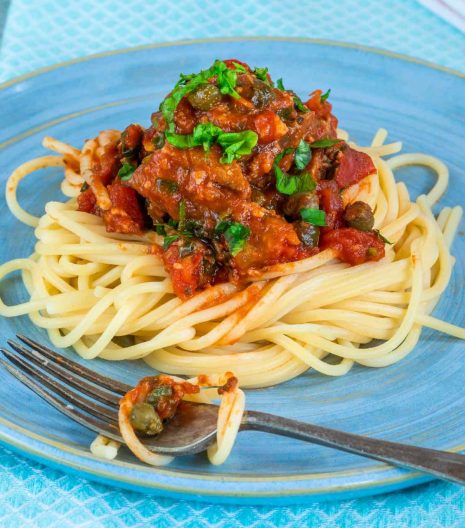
(232, 62, 247, 73)
(294, 140, 311, 171)
(218, 130, 258, 164)
(80, 181, 89, 192)
(254, 66, 271, 84)
(117, 162, 135, 181)
(165, 122, 222, 152)
(374, 230, 393, 245)
(163, 234, 180, 250)
(293, 95, 309, 113)
(165, 131, 196, 149)
(273, 147, 316, 195)
(154, 224, 167, 236)
(215, 220, 250, 256)
(276, 170, 316, 195)
(300, 208, 326, 226)
(165, 122, 257, 163)
(192, 122, 223, 152)
(320, 89, 331, 102)
(310, 138, 341, 148)
(276, 78, 285, 90)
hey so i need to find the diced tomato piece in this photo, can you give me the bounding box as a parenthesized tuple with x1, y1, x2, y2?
(121, 124, 144, 156)
(321, 228, 385, 265)
(162, 240, 216, 300)
(252, 110, 288, 144)
(305, 89, 333, 119)
(173, 98, 197, 134)
(334, 147, 376, 189)
(93, 141, 120, 186)
(318, 179, 344, 230)
(77, 188, 97, 214)
(102, 182, 144, 234)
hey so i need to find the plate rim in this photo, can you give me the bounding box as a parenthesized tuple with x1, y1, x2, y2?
(1, 36, 464, 95)
(0, 36, 464, 502)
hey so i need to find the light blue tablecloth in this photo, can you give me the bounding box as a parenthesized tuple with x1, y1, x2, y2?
(1, 1, 464, 526)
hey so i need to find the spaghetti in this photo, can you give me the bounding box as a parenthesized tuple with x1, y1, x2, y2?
(1, 128, 463, 389)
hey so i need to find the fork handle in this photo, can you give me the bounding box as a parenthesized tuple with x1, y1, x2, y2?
(243, 410, 465, 485)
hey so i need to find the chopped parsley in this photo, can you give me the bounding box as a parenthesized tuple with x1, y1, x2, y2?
(80, 181, 89, 192)
(165, 131, 196, 149)
(310, 138, 341, 148)
(192, 122, 223, 151)
(293, 95, 309, 113)
(166, 122, 258, 163)
(163, 234, 180, 250)
(254, 66, 272, 85)
(374, 230, 393, 245)
(276, 78, 285, 90)
(320, 89, 331, 102)
(294, 140, 312, 171)
(215, 220, 250, 256)
(117, 162, 135, 181)
(300, 208, 326, 226)
(275, 169, 316, 195)
(232, 61, 247, 73)
(273, 146, 316, 195)
(154, 224, 167, 236)
(217, 130, 258, 164)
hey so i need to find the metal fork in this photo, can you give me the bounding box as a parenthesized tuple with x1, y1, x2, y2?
(1, 335, 465, 485)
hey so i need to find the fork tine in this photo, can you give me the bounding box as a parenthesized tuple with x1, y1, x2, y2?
(1, 348, 118, 423)
(16, 335, 132, 395)
(6, 340, 120, 408)
(0, 357, 122, 443)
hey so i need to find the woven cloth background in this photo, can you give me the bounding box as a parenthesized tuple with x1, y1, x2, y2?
(0, 0, 465, 526)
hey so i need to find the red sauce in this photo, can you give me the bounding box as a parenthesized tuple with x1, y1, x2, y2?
(318, 180, 344, 231)
(321, 228, 385, 265)
(78, 59, 383, 298)
(78, 181, 144, 234)
(129, 375, 200, 421)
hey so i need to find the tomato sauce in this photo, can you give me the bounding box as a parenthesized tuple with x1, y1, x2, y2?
(78, 59, 382, 298)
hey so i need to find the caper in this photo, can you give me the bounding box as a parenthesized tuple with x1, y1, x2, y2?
(251, 80, 275, 109)
(130, 403, 163, 436)
(344, 201, 375, 231)
(187, 83, 222, 111)
(294, 221, 320, 247)
(283, 192, 319, 218)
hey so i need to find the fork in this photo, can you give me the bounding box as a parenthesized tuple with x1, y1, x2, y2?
(1, 335, 465, 485)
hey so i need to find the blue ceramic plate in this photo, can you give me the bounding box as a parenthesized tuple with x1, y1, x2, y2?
(0, 38, 464, 504)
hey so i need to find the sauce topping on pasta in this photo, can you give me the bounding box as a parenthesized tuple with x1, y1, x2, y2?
(77, 59, 385, 298)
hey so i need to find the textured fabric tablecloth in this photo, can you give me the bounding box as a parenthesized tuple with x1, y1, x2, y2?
(0, 1, 465, 526)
